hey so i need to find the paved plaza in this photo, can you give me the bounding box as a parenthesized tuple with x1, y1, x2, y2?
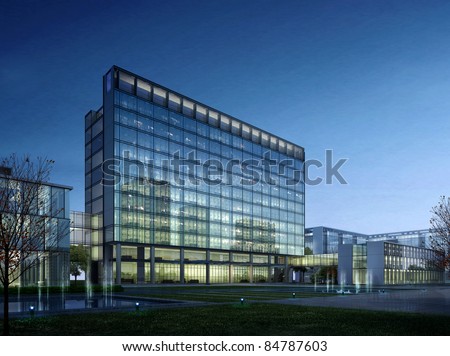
(271, 286, 450, 315)
(122, 284, 450, 316)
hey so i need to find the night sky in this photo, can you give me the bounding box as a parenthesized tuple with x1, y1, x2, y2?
(2, 0, 450, 233)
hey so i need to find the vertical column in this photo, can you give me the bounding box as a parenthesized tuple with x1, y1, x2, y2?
(180, 248, 185, 284)
(268, 254, 272, 283)
(249, 253, 253, 283)
(206, 250, 210, 285)
(115, 243, 122, 285)
(33, 257, 40, 287)
(229, 252, 233, 284)
(284, 256, 289, 283)
(103, 244, 113, 285)
(41, 256, 46, 286)
(150, 246, 156, 284)
(137, 247, 145, 284)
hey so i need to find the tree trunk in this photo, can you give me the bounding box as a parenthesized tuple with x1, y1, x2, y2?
(74, 275, 77, 286)
(3, 274, 9, 336)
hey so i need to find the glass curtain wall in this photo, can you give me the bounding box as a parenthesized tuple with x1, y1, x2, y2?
(86, 67, 305, 284)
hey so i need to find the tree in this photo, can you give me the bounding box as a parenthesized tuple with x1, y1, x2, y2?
(430, 196, 450, 273)
(0, 154, 69, 336)
(70, 244, 88, 285)
(311, 266, 338, 284)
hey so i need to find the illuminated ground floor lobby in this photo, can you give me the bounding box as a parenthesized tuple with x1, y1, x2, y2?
(88, 242, 445, 286)
(92, 243, 297, 285)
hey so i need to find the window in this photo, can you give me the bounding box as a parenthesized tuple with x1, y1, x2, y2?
(182, 100, 194, 117)
(118, 71, 135, 93)
(154, 121, 168, 138)
(196, 105, 207, 121)
(251, 128, 260, 143)
(138, 131, 152, 148)
(169, 112, 183, 127)
(220, 115, 231, 131)
(278, 140, 286, 153)
(242, 139, 252, 153)
(92, 118, 103, 138)
(231, 119, 240, 135)
(91, 166, 103, 185)
(153, 87, 167, 106)
(115, 109, 137, 127)
(154, 106, 168, 122)
(138, 99, 153, 117)
(168, 93, 181, 112)
(183, 131, 196, 148)
(221, 131, 231, 145)
(197, 122, 209, 137)
(209, 127, 221, 142)
(232, 136, 242, 150)
(184, 117, 196, 133)
(270, 137, 278, 150)
(91, 150, 103, 169)
(208, 110, 219, 127)
(91, 134, 103, 153)
(137, 79, 151, 100)
(51, 187, 65, 217)
(154, 137, 168, 152)
(169, 127, 182, 142)
(119, 126, 137, 144)
(118, 92, 137, 111)
(139, 116, 153, 133)
(286, 143, 294, 156)
(120, 143, 137, 159)
(242, 124, 251, 140)
(261, 133, 269, 147)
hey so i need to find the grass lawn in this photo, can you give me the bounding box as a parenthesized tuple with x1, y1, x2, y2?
(3, 303, 450, 336)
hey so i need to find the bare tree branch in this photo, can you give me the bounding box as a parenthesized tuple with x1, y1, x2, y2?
(429, 196, 450, 271)
(0, 154, 70, 335)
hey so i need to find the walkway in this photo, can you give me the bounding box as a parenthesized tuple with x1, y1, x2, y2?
(270, 286, 450, 315)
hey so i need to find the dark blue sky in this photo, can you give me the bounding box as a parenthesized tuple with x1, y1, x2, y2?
(1, 0, 450, 233)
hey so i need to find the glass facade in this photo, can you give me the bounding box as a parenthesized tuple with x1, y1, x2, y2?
(0, 177, 71, 287)
(383, 242, 442, 284)
(308, 227, 444, 285)
(86, 66, 305, 284)
(70, 211, 92, 246)
(304, 226, 368, 255)
(369, 230, 430, 248)
(290, 254, 338, 267)
(352, 245, 367, 285)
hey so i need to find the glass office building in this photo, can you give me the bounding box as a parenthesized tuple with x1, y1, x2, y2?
(70, 211, 92, 246)
(0, 172, 71, 287)
(368, 229, 430, 248)
(306, 226, 444, 285)
(85, 66, 305, 284)
(305, 226, 368, 255)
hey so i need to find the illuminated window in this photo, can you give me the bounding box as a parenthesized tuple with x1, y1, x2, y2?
(153, 87, 167, 106)
(118, 71, 135, 93)
(137, 79, 151, 100)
